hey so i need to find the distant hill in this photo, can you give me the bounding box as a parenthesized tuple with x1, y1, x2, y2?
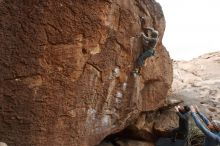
(172, 52, 220, 119)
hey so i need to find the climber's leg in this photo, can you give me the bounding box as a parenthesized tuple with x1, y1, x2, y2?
(137, 54, 145, 67)
(137, 49, 154, 67)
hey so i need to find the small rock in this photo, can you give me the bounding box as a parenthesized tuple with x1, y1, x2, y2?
(122, 82, 127, 91)
(200, 101, 206, 104)
(208, 107, 216, 112)
(112, 67, 120, 77)
(115, 91, 123, 98)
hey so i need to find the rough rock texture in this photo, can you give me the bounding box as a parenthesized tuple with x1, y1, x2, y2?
(116, 99, 182, 142)
(173, 52, 220, 119)
(125, 112, 159, 141)
(0, 0, 172, 146)
(153, 109, 178, 137)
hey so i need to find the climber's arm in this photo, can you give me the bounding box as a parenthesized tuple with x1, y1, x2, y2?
(194, 106, 210, 126)
(176, 112, 188, 120)
(192, 112, 220, 142)
(197, 112, 210, 126)
(142, 33, 157, 42)
(174, 106, 188, 120)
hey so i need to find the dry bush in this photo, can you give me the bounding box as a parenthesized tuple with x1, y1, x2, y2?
(186, 118, 204, 146)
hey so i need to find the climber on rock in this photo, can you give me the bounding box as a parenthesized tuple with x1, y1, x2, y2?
(171, 105, 190, 142)
(133, 16, 159, 75)
(137, 29, 158, 67)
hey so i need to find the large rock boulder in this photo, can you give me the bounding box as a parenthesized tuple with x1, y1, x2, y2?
(172, 52, 220, 119)
(118, 99, 182, 141)
(0, 0, 172, 145)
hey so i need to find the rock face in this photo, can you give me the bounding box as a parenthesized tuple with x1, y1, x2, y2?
(153, 109, 178, 137)
(173, 52, 220, 119)
(0, 0, 172, 146)
(116, 99, 182, 142)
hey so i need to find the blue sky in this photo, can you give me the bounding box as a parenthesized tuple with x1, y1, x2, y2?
(156, 0, 220, 60)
